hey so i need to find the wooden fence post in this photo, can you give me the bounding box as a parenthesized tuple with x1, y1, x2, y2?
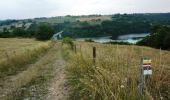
(74, 45, 77, 53)
(80, 45, 81, 53)
(93, 47, 96, 64)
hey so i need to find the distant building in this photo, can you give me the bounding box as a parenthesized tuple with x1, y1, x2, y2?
(52, 31, 63, 40)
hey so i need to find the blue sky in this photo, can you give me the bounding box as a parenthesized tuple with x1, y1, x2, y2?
(0, 0, 170, 20)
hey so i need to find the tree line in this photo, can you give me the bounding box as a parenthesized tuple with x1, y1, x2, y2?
(137, 25, 170, 50)
(63, 13, 170, 39)
(1, 13, 170, 43)
(0, 23, 54, 40)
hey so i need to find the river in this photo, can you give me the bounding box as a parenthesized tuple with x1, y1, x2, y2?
(76, 33, 149, 44)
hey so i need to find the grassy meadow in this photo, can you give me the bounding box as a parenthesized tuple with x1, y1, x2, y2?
(0, 38, 54, 99)
(63, 42, 170, 100)
(0, 38, 51, 80)
(0, 38, 46, 60)
(0, 38, 169, 99)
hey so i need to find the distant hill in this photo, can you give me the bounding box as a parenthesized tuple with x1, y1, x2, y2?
(62, 13, 170, 38)
(1, 13, 170, 39)
(33, 15, 112, 24)
(0, 15, 111, 32)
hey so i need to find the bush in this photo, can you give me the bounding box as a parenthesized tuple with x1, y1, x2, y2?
(13, 28, 27, 37)
(107, 41, 132, 45)
(85, 39, 94, 42)
(62, 37, 74, 46)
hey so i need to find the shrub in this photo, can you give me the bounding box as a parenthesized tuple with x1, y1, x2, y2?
(85, 39, 94, 42)
(35, 23, 54, 40)
(107, 41, 132, 45)
(62, 37, 74, 47)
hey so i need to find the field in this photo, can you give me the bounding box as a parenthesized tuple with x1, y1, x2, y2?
(0, 38, 169, 100)
(0, 38, 45, 60)
(0, 38, 54, 99)
(76, 16, 112, 22)
(63, 42, 170, 100)
(34, 15, 112, 25)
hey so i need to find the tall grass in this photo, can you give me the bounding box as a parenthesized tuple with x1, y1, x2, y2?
(0, 41, 52, 78)
(0, 40, 54, 100)
(63, 42, 170, 100)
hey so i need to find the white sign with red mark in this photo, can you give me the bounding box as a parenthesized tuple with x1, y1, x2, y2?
(142, 58, 152, 75)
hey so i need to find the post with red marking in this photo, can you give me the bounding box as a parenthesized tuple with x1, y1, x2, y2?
(139, 57, 152, 96)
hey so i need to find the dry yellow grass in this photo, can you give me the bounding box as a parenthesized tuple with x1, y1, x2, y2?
(0, 38, 45, 60)
(0, 38, 55, 99)
(0, 38, 52, 78)
(76, 16, 112, 22)
(64, 42, 170, 100)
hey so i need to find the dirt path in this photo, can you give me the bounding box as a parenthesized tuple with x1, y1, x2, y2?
(0, 43, 69, 100)
(46, 45, 69, 100)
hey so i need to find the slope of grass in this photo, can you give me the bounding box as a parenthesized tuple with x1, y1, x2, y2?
(63, 42, 170, 100)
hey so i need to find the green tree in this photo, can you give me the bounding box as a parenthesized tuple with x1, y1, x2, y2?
(137, 25, 170, 49)
(13, 28, 26, 37)
(35, 23, 54, 40)
(3, 27, 8, 32)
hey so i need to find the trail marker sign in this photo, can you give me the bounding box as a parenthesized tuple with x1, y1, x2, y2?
(139, 57, 152, 95)
(142, 58, 152, 75)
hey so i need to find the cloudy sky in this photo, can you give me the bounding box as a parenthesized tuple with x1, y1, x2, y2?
(0, 0, 170, 20)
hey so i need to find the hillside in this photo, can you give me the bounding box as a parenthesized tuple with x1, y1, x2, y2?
(0, 15, 111, 32)
(63, 13, 170, 38)
(63, 41, 170, 100)
(1, 13, 170, 39)
(0, 38, 169, 99)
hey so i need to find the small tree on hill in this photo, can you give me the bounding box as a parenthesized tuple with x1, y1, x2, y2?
(35, 23, 54, 40)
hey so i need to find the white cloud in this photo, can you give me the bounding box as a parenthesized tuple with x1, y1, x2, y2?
(0, 0, 170, 19)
